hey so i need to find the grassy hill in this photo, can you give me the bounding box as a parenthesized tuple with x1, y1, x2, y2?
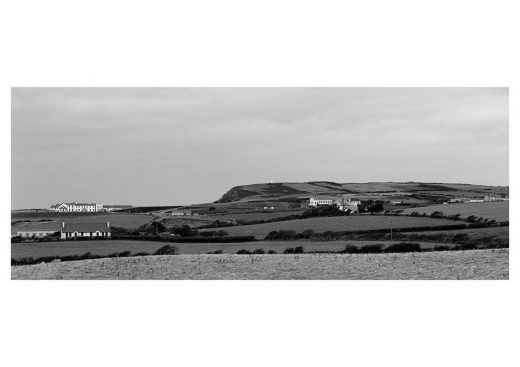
(214, 181, 508, 205)
(200, 215, 458, 239)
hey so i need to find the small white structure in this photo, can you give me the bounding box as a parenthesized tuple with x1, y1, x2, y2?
(484, 195, 509, 202)
(60, 221, 111, 239)
(16, 230, 58, 238)
(309, 196, 360, 213)
(51, 202, 103, 212)
(309, 197, 334, 207)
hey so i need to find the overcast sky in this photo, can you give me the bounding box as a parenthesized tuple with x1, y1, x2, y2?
(11, 88, 508, 209)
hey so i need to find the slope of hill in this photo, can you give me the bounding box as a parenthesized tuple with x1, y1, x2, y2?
(215, 181, 508, 205)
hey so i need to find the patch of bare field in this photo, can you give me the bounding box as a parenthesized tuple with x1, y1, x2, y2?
(11, 249, 508, 280)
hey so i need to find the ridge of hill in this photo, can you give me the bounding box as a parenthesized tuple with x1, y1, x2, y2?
(215, 181, 509, 204)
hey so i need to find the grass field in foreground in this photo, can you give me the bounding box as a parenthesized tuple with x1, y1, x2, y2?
(401, 201, 509, 221)
(11, 239, 454, 259)
(11, 249, 509, 280)
(201, 215, 458, 239)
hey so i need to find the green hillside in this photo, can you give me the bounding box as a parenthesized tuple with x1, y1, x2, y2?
(215, 181, 508, 205)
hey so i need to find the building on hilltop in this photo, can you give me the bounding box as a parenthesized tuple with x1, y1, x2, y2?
(60, 221, 111, 239)
(334, 197, 361, 213)
(50, 202, 103, 212)
(309, 196, 361, 213)
(308, 197, 334, 207)
(484, 194, 509, 202)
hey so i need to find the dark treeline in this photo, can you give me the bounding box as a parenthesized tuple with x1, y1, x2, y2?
(264, 221, 509, 241)
(11, 245, 179, 266)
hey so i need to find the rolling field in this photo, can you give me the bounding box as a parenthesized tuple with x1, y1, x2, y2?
(405, 226, 509, 240)
(11, 213, 154, 233)
(205, 210, 306, 223)
(11, 239, 455, 260)
(11, 249, 509, 280)
(201, 215, 458, 239)
(401, 201, 509, 221)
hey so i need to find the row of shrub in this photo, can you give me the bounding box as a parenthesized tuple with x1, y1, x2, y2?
(11, 245, 179, 266)
(235, 246, 304, 255)
(263, 221, 509, 241)
(233, 241, 508, 256)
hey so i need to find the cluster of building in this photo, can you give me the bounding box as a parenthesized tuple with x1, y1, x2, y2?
(15, 222, 111, 239)
(49, 202, 129, 212)
(309, 196, 361, 213)
(447, 195, 509, 204)
(50, 202, 104, 212)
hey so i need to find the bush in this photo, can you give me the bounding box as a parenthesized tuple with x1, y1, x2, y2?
(208, 250, 223, 254)
(253, 249, 265, 254)
(452, 243, 477, 251)
(299, 229, 315, 239)
(358, 244, 383, 253)
(343, 245, 359, 254)
(294, 246, 304, 254)
(153, 245, 179, 255)
(283, 247, 295, 254)
(133, 252, 150, 257)
(236, 249, 252, 255)
(466, 215, 477, 223)
(384, 242, 421, 253)
(170, 225, 198, 237)
(267, 250, 277, 254)
(434, 245, 451, 251)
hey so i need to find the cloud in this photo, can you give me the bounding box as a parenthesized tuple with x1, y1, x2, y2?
(11, 87, 508, 208)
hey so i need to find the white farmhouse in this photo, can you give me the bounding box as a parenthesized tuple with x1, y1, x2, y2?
(335, 197, 361, 213)
(309, 196, 361, 213)
(308, 197, 334, 207)
(60, 221, 111, 239)
(50, 202, 103, 212)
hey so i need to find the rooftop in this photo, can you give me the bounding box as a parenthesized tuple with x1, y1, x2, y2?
(62, 222, 110, 233)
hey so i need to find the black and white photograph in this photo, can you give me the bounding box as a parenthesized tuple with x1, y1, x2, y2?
(10, 87, 509, 280)
(2, 1, 519, 367)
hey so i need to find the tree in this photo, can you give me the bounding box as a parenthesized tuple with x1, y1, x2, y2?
(366, 203, 384, 214)
(171, 225, 198, 237)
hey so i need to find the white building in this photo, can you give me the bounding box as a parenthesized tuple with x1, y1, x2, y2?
(309, 197, 334, 207)
(309, 196, 360, 213)
(16, 229, 59, 239)
(60, 221, 111, 239)
(50, 202, 103, 212)
(335, 197, 361, 213)
(484, 195, 509, 202)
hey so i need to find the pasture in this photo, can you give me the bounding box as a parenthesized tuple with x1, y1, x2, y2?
(11, 213, 154, 233)
(11, 239, 456, 260)
(11, 249, 509, 280)
(200, 215, 458, 239)
(401, 201, 509, 221)
(205, 210, 306, 223)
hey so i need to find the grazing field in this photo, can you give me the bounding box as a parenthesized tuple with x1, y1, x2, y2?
(11, 213, 154, 233)
(11, 249, 509, 280)
(405, 226, 509, 240)
(201, 215, 458, 239)
(11, 239, 455, 260)
(205, 210, 305, 223)
(401, 201, 509, 221)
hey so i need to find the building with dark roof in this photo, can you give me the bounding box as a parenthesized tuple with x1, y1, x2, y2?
(60, 221, 111, 239)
